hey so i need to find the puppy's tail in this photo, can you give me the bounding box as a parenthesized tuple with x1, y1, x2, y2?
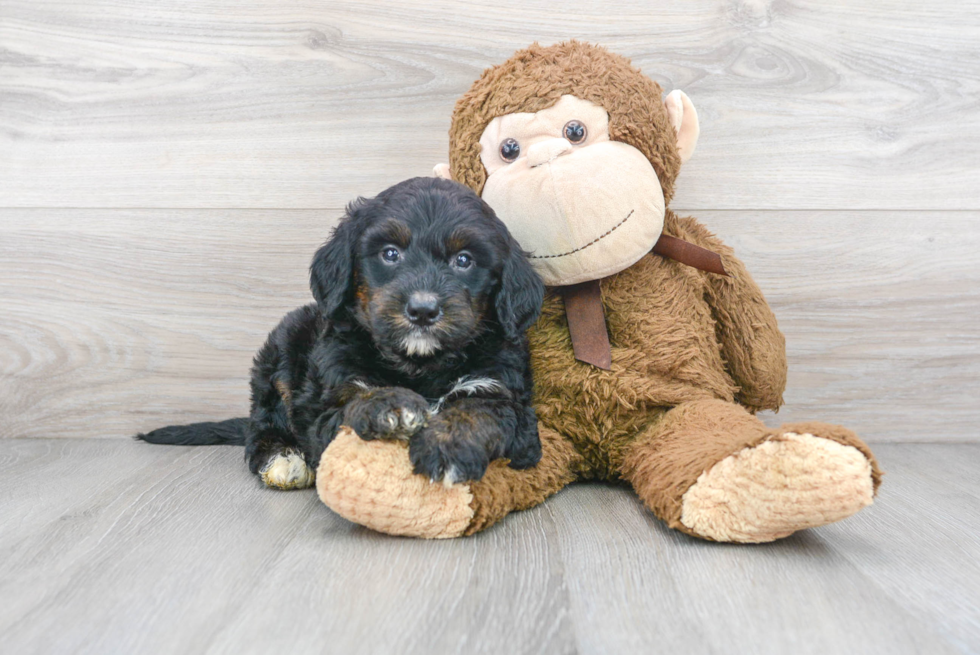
(136, 417, 247, 446)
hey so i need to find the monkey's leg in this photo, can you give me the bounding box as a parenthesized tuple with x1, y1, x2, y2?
(317, 424, 582, 538)
(620, 398, 882, 543)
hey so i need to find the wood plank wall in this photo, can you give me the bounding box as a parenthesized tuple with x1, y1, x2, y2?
(2, 0, 978, 441)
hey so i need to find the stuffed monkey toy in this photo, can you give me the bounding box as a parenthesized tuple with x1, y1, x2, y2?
(316, 41, 881, 542)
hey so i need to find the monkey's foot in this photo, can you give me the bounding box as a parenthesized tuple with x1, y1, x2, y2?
(679, 432, 876, 543)
(317, 427, 474, 539)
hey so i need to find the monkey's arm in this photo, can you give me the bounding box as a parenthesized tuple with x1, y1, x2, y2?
(316, 421, 581, 538)
(667, 213, 788, 412)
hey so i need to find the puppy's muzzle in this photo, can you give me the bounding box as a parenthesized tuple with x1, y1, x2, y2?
(405, 291, 443, 328)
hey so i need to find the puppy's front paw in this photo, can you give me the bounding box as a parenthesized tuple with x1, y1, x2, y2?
(409, 422, 490, 486)
(344, 387, 429, 441)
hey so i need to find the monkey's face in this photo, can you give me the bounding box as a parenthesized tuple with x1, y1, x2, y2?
(478, 95, 666, 287)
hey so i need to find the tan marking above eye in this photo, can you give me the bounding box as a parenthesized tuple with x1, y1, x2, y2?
(446, 227, 478, 253)
(376, 219, 412, 247)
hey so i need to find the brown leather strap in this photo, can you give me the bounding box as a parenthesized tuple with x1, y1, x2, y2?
(560, 280, 612, 370)
(652, 234, 728, 276)
(558, 236, 725, 370)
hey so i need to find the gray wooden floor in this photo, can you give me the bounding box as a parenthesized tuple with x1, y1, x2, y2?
(1, 439, 977, 655)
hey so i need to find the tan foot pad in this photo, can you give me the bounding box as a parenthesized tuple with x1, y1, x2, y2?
(316, 427, 474, 539)
(680, 433, 875, 543)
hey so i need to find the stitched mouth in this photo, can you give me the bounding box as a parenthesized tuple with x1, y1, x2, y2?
(528, 210, 634, 260)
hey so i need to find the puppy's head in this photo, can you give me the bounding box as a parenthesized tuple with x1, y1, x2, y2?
(311, 177, 543, 368)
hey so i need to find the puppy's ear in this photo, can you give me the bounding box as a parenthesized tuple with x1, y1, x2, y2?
(495, 238, 545, 341)
(310, 201, 366, 320)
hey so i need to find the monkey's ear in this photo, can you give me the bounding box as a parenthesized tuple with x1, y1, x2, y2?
(495, 240, 545, 342)
(432, 163, 453, 180)
(664, 90, 700, 165)
(309, 204, 364, 321)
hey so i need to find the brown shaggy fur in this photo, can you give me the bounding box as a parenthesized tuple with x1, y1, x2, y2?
(465, 424, 585, 535)
(444, 41, 881, 537)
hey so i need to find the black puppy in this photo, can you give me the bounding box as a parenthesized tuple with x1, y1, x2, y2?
(139, 177, 545, 489)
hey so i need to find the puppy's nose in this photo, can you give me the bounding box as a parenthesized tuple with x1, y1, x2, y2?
(527, 138, 572, 167)
(405, 292, 442, 327)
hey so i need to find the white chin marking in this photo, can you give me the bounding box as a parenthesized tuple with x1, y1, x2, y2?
(442, 466, 459, 488)
(402, 332, 441, 357)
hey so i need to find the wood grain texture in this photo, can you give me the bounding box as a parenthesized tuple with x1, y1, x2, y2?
(2, 0, 979, 209)
(2, 208, 977, 442)
(0, 439, 976, 654)
(205, 495, 574, 655)
(704, 210, 980, 441)
(546, 485, 962, 655)
(821, 443, 980, 655)
(0, 439, 574, 655)
(0, 209, 328, 439)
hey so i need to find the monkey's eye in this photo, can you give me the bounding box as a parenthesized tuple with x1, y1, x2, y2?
(451, 251, 474, 270)
(499, 138, 521, 162)
(563, 120, 587, 144)
(380, 246, 401, 264)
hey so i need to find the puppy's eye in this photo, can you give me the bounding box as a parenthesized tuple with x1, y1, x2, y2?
(563, 120, 587, 144)
(499, 138, 521, 162)
(380, 246, 401, 264)
(452, 252, 474, 270)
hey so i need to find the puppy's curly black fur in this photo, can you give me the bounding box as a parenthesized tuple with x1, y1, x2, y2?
(139, 178, 545, 488)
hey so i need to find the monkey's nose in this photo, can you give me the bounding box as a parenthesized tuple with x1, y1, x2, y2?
(405, 292, 442, 327)
(527, 138, 573, 167)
